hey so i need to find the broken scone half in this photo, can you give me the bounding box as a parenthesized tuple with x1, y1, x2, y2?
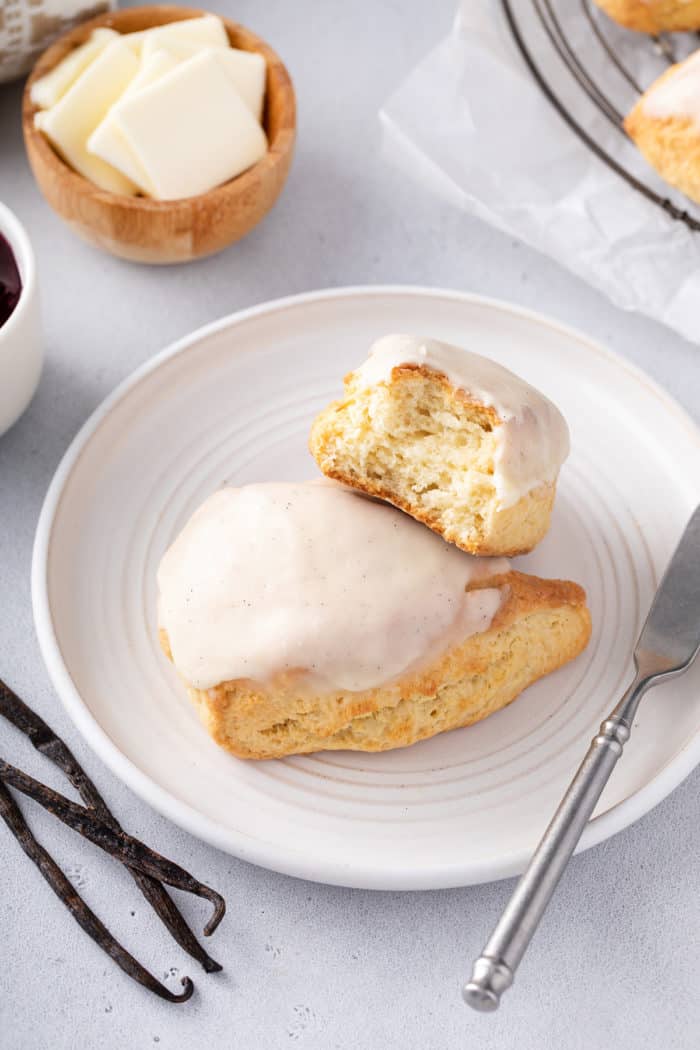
(158, 482, 591, 760)
(625, 51, 700, 204)
(309, 335, 570, 557)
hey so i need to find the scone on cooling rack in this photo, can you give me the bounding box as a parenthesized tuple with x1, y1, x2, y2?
(593, 0, 700, 32)
(625, 51, 700, 203)
(157, 482, 591, 761)
(309, 335, 570, 558)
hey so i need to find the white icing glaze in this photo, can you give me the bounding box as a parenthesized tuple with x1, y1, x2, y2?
(642, 50, 700, 129)
(354, 334, 570, 508)
(157, 481, 508, 692)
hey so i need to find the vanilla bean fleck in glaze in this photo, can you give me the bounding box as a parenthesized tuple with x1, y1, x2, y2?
(355, 334, 570, 508)
(157, 481, 508, 691)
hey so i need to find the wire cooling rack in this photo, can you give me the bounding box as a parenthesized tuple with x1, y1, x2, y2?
(501, 0, 700, 232)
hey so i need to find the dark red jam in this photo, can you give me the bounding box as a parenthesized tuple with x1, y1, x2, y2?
(0, 234, 21, 328)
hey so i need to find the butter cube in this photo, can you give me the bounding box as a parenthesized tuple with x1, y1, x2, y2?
(87, 49, 179, 193)
(30, 28, 118, 110)
(113, 52, 268, 200)
(39, 38, 140, 194)
(125, 15, 228, 57)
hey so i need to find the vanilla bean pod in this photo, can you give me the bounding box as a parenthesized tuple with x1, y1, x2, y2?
(0, 759, 225, 936)
(0, 780, 194, 1003)
(0, 680, 222, 972)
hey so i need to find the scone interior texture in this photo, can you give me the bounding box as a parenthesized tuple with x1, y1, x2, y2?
(309, 335, 569, 557)
(158, 480, 591, 760)
(625, 53, 700, 204)
(593, 0, 700, 33)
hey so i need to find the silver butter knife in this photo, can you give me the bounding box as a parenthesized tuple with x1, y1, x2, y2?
(464, 504, 700, 1012)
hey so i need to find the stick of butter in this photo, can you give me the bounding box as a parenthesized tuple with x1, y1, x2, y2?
(112, 51, 268, 200)
(87, 49, 179, 194)
(30, 28, 118, 110)
(125, 15, 228, 57)
(39, 38, 140, 195)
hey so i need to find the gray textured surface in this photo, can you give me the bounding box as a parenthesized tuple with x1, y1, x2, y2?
(0, 2, 699, 1048)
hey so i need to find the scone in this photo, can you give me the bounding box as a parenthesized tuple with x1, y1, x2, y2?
(625, 52, 700, 203)
(157, 482, 591, 760)
(309, 335, 569, 557)
(593, 0, 700, 32)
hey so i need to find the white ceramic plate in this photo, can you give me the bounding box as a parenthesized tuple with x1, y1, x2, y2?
(33, 287, 700, 890)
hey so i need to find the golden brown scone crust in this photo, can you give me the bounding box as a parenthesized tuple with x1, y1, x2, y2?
(160, 571, 591, 760)
(625, 64, 700, 204)
(594, 0, 700, 32)
(309, 364, 558, 557)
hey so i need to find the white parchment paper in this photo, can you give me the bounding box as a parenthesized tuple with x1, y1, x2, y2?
(381, 0, 700, 344)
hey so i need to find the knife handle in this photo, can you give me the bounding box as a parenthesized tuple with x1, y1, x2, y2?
(463, 672, 649, 1011)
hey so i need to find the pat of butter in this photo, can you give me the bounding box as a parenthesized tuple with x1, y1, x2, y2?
(113, 52, 268, 200)
(124, 15, 228, 56)
(30, 28, 118, 109)
(152, 42, 266, 120)
(87, 49, 179, 193)
(39, 38, 140, 195)
(122, 46, 180, 98)
(213, 48, 266, 121)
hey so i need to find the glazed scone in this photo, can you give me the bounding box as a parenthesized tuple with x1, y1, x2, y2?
(157, 482, 591, 760)
(309, 335, 570, 557)
(592, 0, 700, 33)
(625, 52, 700, 203)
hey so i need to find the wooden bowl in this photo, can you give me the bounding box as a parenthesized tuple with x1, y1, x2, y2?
(23, 5, 296, 264)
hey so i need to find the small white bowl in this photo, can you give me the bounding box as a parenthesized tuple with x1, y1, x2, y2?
(0, 202, 42, 437)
